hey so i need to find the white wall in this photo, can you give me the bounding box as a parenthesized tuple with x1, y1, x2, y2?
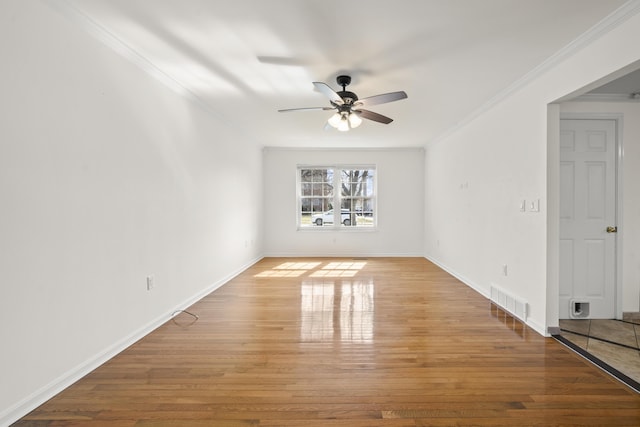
(560, 102, 640, 313)
(424, 8, 640, 335)
(264, 148, 424, 257)
(0, 1, 263, 424)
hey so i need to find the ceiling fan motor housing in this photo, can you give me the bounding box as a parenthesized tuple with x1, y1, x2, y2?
(336, 75, 358, 105)
(337, 90, 358, 104)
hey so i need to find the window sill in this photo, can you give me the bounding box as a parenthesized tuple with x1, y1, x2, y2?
(297, 226, 378, 232)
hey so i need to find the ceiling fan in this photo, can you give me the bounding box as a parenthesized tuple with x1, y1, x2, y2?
(278, 75, 408, 131)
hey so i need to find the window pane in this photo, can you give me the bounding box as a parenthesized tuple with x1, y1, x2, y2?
(300, 198, 333, 227)
(300, 168, 336, 227)
(301, 198, 312, 213)
(341, 169, 372, 197)
(363, 173, 374, 196)
(340, 197, 374, 227)
(300, 169, 313, 182)
(325, 169, 334, 183)
(311, 169, 324, 182)
(306, 168, 332, 183)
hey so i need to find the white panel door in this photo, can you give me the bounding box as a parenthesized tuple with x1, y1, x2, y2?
(559, 119, 617, 319)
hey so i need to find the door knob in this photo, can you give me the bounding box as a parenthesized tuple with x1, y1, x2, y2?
(606, 226, 618, 233)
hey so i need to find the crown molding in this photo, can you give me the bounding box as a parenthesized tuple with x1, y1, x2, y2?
(428, 0, 640, 146)
(44, 0, 233, 122)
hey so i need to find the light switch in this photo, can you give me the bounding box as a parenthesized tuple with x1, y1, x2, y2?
(530, 199, 540, 212)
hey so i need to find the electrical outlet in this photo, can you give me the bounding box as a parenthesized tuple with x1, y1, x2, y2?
(502, 264, 508, 276)
(146, 275, 155, 291)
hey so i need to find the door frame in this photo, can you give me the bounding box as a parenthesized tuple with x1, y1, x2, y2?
(559, 112, 624, 319)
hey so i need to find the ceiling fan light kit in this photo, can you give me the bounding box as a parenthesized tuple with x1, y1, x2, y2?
(278, 75, 407, 131)
(328, 111, 362, 132)
(348, 111, 363, 128)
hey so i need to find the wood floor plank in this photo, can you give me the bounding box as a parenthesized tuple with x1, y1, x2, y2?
(13, 257, 640, 426)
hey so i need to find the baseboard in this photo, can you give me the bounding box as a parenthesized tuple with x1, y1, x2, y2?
(170, 255, 263, 315)
(263, 252, 425, 258)
(548, 326, 562, 336)
(0, 255, 263, 427)
(623, 312, 640, 324)
(525, 318, 547, 337)
(423, 255, 490, 299)
(1, 311, 173, 427)
(424, 255, 547, 337)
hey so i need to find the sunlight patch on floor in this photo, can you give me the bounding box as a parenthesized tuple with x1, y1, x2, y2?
(254, 261, 322, 277)
(254, 261, 366, 278)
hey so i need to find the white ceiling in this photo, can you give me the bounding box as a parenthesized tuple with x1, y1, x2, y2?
(60, 0, 628, 148)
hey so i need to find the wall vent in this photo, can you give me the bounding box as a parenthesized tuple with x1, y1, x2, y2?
(490, 284, 528, 322)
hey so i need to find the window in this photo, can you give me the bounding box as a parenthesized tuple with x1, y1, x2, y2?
(298, 166, 376, 229)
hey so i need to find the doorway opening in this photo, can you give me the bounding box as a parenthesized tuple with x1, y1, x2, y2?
(547, 61, 640, 389)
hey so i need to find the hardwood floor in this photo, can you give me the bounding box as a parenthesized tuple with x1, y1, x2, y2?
(14, 258, 640, 426)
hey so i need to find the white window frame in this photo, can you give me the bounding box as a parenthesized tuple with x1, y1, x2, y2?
(297, 165, 377, 231)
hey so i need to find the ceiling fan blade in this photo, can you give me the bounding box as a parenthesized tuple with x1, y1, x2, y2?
(313, 82, 344, 105)
(355, 91, 407, 107)
(278, 107, 335, 112)
(355, 109, 394, 124)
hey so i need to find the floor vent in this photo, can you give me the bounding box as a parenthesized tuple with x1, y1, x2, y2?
(490, 285, 528, 322)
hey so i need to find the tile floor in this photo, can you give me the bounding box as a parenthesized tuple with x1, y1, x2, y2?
(558, 319, 640, 389)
